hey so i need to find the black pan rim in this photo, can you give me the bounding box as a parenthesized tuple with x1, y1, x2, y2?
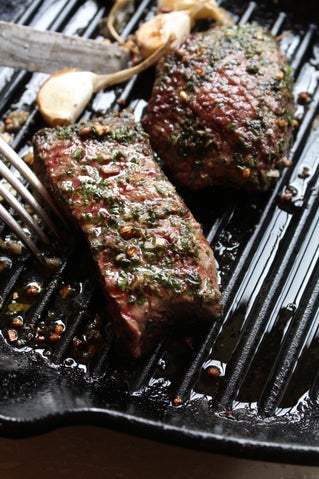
(0, 406, 319, 466)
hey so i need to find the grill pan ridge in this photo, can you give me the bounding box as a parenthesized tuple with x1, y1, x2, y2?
(1, 0, 319, 465)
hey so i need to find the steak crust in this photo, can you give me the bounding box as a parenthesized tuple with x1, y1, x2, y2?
(33, 110, 221, 358)
(142, 24, 295, 191)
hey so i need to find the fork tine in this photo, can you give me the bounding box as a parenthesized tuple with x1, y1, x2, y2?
(0, 202, 44, 259)
(0, 137, 70, 260)
(0, 181, 51, 245)
(0, 158, 61, 239)
(0, 136, 65, 225)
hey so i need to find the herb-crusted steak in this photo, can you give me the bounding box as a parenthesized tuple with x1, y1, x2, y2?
(142, 24, 295, 191)
(33, 110, 222, 358)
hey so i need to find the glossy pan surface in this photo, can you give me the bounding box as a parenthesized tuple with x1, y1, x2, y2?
(0, 0, 319, 465)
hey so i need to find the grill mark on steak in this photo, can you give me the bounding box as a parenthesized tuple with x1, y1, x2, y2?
(142, 24, 295, 191)
(32, 110, 222, 358)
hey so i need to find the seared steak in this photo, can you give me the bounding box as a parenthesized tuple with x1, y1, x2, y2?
(33, 110, 222, 358)
(142, 24, 295, 191)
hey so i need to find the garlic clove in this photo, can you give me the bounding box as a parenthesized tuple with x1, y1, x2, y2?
(135, 11, 191, 59)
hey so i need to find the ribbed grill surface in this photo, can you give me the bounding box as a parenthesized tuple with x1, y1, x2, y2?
(0, 0, 319, 464)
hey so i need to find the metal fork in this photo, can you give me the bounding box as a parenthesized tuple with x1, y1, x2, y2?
(0, 135, 64, 261)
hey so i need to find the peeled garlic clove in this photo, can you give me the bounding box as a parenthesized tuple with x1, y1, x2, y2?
(135, 11, 191, 59)
(37, 69, 96, 126)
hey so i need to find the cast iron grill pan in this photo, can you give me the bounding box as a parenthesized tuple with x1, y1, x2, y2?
(1, 0, 319, 465)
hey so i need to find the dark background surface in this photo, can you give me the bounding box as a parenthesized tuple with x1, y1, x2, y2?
(0, 425, 318, 479)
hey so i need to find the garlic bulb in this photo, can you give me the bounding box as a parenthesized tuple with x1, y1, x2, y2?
(157, 0, 233, 26)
